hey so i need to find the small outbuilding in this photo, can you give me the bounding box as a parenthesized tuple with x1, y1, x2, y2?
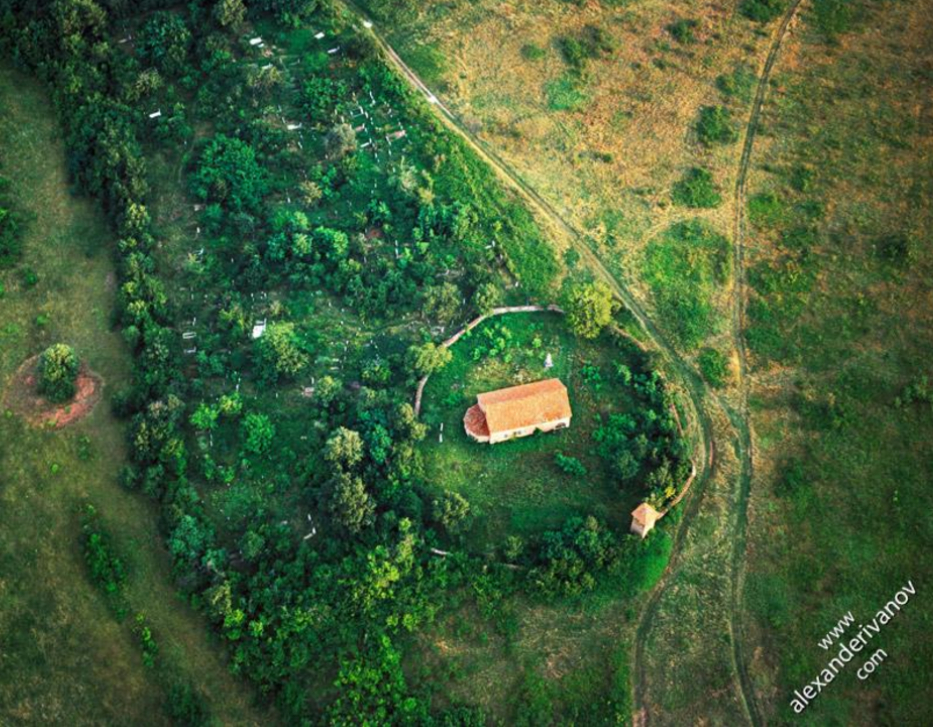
(464, 378, 571, 445)
(630, 502, 661, 538)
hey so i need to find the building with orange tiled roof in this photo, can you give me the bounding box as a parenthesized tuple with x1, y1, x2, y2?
(630, 502, 661, 538)
(463, 378, 572, 444)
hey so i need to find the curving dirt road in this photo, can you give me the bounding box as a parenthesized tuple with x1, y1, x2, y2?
(333, 1, 800, 724)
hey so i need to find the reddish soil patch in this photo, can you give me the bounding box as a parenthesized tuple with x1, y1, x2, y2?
(4, 355, 103, 429)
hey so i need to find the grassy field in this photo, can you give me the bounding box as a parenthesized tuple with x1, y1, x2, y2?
(419, 311, 641, 548)
(738, 1, 933, 723)
(0, 64, 270, 726)
(357, 0, 779, 356)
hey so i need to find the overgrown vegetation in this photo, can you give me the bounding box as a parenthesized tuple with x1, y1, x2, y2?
(643, 220, 730, 348)
(671, 167, 722, 208)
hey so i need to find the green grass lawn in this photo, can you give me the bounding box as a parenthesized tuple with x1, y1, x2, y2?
(0, 63, 270, 726)
(419, 312, 641, 549)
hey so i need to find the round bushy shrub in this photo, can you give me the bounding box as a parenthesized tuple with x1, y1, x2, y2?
(37, 343, 79, 403)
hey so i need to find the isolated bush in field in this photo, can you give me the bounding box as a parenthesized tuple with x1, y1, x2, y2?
(81, 505, 127, 598)
(748, 191, 788, 228)
(876, 233, 915, 267)
(672, 167, 722, 208)
(698, 347, 729, 388)
(667, 18, 698, 44)
(739, 0, 786, 23)
(789, 164, 815, 192)
(37, 343, 79, 402)
(558, 25, 616, 73)
(696, 106, 738, 146)
(716, 63, 757, 101)
(545, 74, 589, 112)
(521, 43, 546, 61)
(563, 280, 615, 339)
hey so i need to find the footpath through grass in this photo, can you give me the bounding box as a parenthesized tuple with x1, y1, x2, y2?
(0, 63, 269, 726)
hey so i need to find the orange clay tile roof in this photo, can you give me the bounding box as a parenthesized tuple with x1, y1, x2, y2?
(631, 502, 660, 525)
(463, 403, 490, 439)
(477, 379, 571, 435)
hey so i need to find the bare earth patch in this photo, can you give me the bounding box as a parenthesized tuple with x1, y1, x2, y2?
(4, 355, 103, 428)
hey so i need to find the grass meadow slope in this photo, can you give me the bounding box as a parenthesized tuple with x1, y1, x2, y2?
(0, 63, 268, 726)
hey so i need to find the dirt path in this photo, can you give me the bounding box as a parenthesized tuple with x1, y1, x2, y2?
(727, 3, 805, 726)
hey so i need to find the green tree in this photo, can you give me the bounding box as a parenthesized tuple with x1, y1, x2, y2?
(330, 472, 376, 534)
(405, 342, 452, 378)
(324, 427, 365, 469)
(672, 167, 722, 208)
(254, 322, 309, 382)
(37, 343, 80, 403)
(242, 413, 275, 455)
(472, 281, 501, 315)
(137, 11, 191, 76)
(696, 106, 738, 146)
(562, 280, 615, 339)
(325, 122, 357, 160)
(431, 491, 471, 533)
(423, 282, 461, 326)
(213, 0, 246, 29)
(189, 135, 268, 212)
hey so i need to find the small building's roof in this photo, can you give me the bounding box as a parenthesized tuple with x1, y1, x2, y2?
(463, 403, 489, 439)
(631, 502, 660, 525)
(477, 378, 571, 435)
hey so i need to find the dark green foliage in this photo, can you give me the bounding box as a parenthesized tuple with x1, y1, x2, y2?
(739, 0, 786, 23)
(554, 452, 587, 477)
(133, 613, 159, 668)
(698, 347, 729, 388)
(188, 135, 268, 213)
(671, 167, 722, 208)
(166, 681, 211, 727)
(253, 322, 309, 382)
(529, 516, 618, 598)
(667, 19, 698, 44)
(716, 63, 757, 102)
(812, 0, 858, 40)
(431, 490, 471, 533)
(696, 106, 738, 146)
(875, 233, 915, 267)
(81, 505, 127, 614)
(37, 343, 80, 403)
(0, 175, 24, 268)
(137, 11, 191, 76)
(557, 25, 616, 74)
